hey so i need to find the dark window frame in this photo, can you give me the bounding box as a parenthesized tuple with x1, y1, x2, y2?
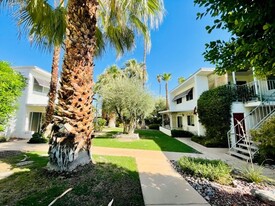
(176, 98, 182, 104)
(186, 89, 193, 101)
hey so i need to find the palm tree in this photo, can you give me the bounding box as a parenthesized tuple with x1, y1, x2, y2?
(2, 0, 165, 172)
(157, 74, 162, 97)
(162, 73, 171, 110)
(124, 59, 146, 81)
(178, 76, 185, 84)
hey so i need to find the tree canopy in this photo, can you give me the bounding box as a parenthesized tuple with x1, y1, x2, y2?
(0, 61, 26, 131)
(96, 60, 153, 134)
(98, 77, 153, 134)
(195, 0, 275, 76)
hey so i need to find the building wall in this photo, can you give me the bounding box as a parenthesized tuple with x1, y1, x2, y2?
(6, 67, 50, 138)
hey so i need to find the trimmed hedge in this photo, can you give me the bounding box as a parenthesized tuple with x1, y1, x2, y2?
(171, 129, 193, 137)
(191, 135, 228, 148)
(197, 85, 233, 146)
(148, 124, 160, 130)
(28, 132, 48, 144)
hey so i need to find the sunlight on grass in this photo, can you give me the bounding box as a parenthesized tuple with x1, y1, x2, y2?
(93, 128, 198, 153)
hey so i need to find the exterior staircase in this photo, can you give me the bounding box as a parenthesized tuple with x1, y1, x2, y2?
(227, 93, 275, 161)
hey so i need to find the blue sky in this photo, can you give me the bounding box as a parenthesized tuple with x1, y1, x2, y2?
(0, 1, 230, 96)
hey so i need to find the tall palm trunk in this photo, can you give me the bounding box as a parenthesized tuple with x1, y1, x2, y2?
(141, 39, 147, 129)
(165, 82, 169, 110)
(42, 46, 60, 131)
(47, 0, 98, 172)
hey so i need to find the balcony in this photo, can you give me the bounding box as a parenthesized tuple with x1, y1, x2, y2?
(230, 80, 275, 104)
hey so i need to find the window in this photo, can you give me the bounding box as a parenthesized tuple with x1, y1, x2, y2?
(186, 89, 193, 101)
(187, 115, 194, 126)
(267, 76, 275, 90)
(29, 112, 45, 132)
(33, 78, 50, 94)
(176, 98, 182, 104)
(33, 79, 43, 92)
(177, 116, 182, 128)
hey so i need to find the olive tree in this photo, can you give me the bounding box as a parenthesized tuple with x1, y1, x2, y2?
(98, 77, 154, 134)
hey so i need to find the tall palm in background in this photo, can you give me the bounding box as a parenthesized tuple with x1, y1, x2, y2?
(157, 74, 162, 97)
(162, 73, 171, 110)
(178, 76, 185, 84)
(124, 59, 146, 81)
(2, 0, 165, 172)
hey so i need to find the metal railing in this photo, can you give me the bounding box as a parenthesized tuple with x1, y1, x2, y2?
(229, 80, 275, 103)
(227, 92, 275, 157)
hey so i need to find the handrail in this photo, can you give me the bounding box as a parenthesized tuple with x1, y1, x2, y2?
(227, 91, 275, 156)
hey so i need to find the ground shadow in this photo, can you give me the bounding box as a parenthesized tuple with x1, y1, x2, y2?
(0, 153, 144, 206)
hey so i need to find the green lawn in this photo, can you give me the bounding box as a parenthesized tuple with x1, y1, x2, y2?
(0, 152, 143, 206)
(93, 128, 198, 153)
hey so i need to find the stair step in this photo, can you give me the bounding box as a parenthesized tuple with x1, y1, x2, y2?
(238, 143, 258, 150)
(234, 147, 252, 154)
(229, 150, 250, 161)
(242, 139, 256, 144)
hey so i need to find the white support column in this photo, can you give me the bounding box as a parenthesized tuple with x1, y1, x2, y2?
(232, 72, 236, 84)
(252, 67, 260, 100)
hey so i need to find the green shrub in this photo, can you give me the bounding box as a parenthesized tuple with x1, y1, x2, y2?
(191, 135, 228, 147)
(197, 85, 233, 146)
(251, 116, 275, 162)
(94, 118, 107, 132)
(148, 124, 160, 130)
(241, 166, 266, 183)
(0, 136, 6, 143)
(171, 130, 193, 137)
(178, 156, 232, 185)
(28, 132, 48, 144)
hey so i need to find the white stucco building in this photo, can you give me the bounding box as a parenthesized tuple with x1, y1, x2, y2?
(5, 66, 51, 138)
(160, 68, 275, 160)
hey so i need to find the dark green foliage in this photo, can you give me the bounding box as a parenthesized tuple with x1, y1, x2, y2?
(195, 0, 275, 76)
(171, 130, 193, 137)
(28, 132, 48, 144)
(178, 156, 232, 185)
(0, 136, 7, 143)
(197, 86, 233, 146)
(0, 61, 26, 131)
(145, 98, 166, 125)
(251, 116, 275, 162)
(148, 124, 160, 130)
(191, 135, 228, 148)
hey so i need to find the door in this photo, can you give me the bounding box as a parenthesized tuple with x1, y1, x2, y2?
(177, 116, 182, 128)
(233, 113, 246, 141)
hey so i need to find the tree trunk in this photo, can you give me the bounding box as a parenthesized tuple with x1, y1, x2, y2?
(108, 112, 116, 128)
(47, 0, 98, 172)
(42, 46, 60, 132)
(122, 118, 135, 134)
(165, 82, 169, 110)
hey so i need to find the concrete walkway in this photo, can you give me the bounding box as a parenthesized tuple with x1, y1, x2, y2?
(1, 139, 274, 205)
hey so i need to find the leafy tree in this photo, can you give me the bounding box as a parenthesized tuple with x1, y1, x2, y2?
(161, 73, 171, 110)
(2, 0, 165, 171)
(145, 97, 166, 125)
(0, 61, 26, 131)
(195, 0, 275, 76)
(98, 77, 154, 134)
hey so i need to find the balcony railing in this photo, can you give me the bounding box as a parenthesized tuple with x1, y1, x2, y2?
(229, 80, 275, 103)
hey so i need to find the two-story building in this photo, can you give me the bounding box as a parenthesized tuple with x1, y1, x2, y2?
(160, 68, 275, 160)
(5, 66, 51, 138)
